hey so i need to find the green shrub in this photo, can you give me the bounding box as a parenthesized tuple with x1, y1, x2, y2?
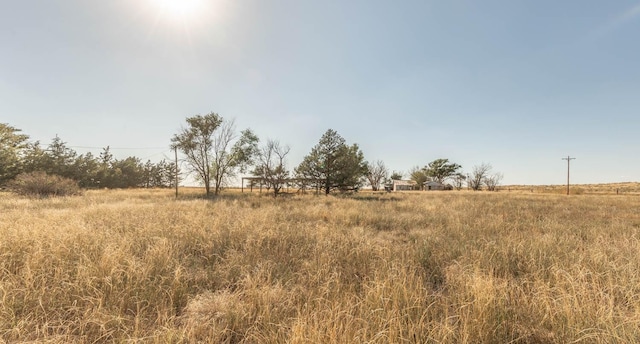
(9, 171, 82, 197)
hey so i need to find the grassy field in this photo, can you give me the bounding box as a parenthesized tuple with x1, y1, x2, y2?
(1, 189, 640, 343)
(502, 182, 640, 195)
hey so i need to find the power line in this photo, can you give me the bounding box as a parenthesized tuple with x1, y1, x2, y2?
(34, 142, 168, 150)
(140, 150, 173, 161)
(69, 146, 168, 150)
(34, 141, 172, 162)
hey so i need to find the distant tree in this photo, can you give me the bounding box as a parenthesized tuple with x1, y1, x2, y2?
(20, 138, 87, 185)
(469, 163, 492, 191)
(21, 142, 48, 175)
(424, 158, 462, 184)
(95, 146, 115, 188)
(50, 136, 78, 179)
(172, 113, 258, 196)
(141, 159, 177, 188)
(156, 159, 179, 188)
(210, 123, 259, 195)
(110, 157, 146, 188)
(144, 160, 154, 188)
(29, 136, 79, 180)
(365, 160, 388, 191)
(171, 113, 222, 196)
(389, 171, 404, 181)
(451, 173, 466, 190)
(337, 144, 368, 192)
(253, 139, 290, 197)
(73, 152, 100, 188)
(0, 124, 30, 185)
(1, 126, 178, 190)
(295, 129, 367, 195)
(99, 146, 113, 165)
(484, 172, 503, 191)
(409, 166, 428, 190)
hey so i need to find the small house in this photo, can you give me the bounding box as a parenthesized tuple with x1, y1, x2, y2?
(424, 181, 446, 191)
(392, 180, 418, 191)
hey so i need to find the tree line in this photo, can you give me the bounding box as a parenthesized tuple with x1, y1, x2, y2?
(2, 114, 504, 195)
(171, 112, 504, 197)
(0, 123, 177, 189)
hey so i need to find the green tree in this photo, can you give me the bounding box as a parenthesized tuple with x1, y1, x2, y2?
(43, 136, 78, 179)
(19, 136, 79, 181)
(95, 146, 115, 188)
(21, 142, 48, 174)
(295, 129, 367, 195)
(73, 153, 100, 188)
(409, 166, 428, 190)
(389, 171, 403, 181)
(111, 157, 146, 188)
(171, 113, 222, 196)
(158, 159, 179, 188)
(424, 158, 462, 184)
(172, 113, 258, 196)
(0, 123, 30, 185)
(146, 159, 178, 188)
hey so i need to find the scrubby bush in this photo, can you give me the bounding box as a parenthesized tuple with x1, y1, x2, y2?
(8, 171, 82, 197)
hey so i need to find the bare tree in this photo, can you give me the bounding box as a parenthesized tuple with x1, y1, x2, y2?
(484, 172, 503, 191)
(365, 160, 388, 191)
(210, 120, 235, 195)
(211, 121, 259, 195)
(469, 163, 492, 191)
(452, 173, 466, 190)
(253, 139, 290, 197)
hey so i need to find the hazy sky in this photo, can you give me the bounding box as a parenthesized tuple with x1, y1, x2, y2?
(2, 0, 639, 185)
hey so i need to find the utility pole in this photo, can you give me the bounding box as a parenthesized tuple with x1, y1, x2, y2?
(174, 146, 179, 199)
(562, 156, 575, 195)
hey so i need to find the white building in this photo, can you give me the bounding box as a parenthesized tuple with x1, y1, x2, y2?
(391, 180, 417, 191)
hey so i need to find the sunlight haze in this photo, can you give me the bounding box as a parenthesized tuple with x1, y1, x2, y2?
(2, 0, 639, 185)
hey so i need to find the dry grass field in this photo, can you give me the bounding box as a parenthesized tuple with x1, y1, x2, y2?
(1, 188, 640, 343)
(503, 182, 640, 195)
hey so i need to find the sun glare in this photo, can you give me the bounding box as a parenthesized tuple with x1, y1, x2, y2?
(153, 0, 205, 19)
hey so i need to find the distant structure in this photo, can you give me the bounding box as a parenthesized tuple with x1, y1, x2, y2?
(424, 181, 446, 191)
(391, 180, 418, 191)
(240, 177, 325, 194)
(384, 180, 453, 192)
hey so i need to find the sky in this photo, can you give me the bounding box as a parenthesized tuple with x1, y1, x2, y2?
(2, 0, 640, 186)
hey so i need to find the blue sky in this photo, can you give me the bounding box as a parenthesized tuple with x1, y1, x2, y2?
(2, 0, 639, 185)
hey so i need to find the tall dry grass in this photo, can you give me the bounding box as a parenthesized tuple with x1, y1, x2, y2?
(1, 189, 640, 343)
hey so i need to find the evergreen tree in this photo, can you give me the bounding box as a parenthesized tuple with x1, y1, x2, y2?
(0, 124, 30, 185)
(295, 129, 367, 195)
